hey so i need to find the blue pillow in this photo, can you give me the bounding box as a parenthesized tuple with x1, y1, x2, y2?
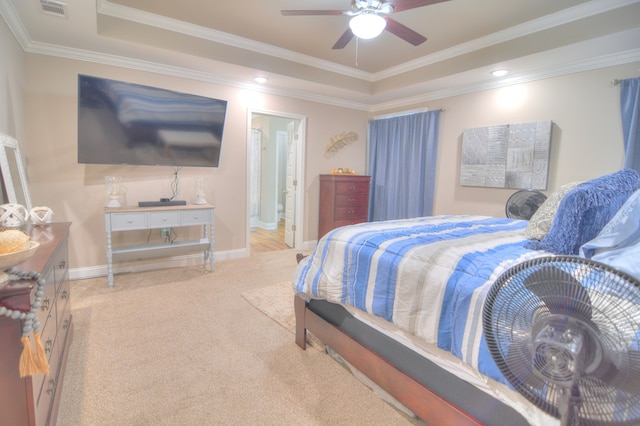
(526, 169, 640, 254)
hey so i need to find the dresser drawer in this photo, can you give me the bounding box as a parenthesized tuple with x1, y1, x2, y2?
(148, 211, 180, 228)
(53, 238, 68, 291)
(334, 218, 368, 229)
(335, 194, 368, 207)
(181, 209, 211, 226)
(35, 375, 55, 426)
(335, 181, 369, 194)
(35, 269, 56, 339)
(57, 280, 71, 337)
(110, 213, 146, 230)
(335, 206, 368, 219)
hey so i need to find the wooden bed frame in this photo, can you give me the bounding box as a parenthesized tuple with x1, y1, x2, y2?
(294, 294, 482, 426)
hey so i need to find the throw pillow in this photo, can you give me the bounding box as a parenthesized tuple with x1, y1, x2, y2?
(525, 181, 581, 240)
(526, 169, 640, 255)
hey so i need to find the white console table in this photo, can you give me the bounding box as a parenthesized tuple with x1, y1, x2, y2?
(104, 204, 215, 287)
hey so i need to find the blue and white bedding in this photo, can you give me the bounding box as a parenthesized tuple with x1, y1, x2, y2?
(293, 215, 552, 385)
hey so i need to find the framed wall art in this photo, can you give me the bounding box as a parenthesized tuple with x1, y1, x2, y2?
(459, 121, 552, 190)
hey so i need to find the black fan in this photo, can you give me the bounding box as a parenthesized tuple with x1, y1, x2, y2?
(484, 256, 640, 426)
(505, 189, 547, 220)
(282, 0, 450, 49)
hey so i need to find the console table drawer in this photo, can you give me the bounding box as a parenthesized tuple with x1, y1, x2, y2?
(148, 211, 180, 228)
(110, 213, 146, 230)
(181, 209, 211, 225)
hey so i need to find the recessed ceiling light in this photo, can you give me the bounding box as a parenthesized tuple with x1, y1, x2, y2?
(491, 69, 510, 77)
(254, 76, 268, 84)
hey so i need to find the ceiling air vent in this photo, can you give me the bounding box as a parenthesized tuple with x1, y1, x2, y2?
(39, 0, 68, 18)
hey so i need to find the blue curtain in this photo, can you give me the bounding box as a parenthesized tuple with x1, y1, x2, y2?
(621, 77, 640, 172)
(368, 110, 440, 221)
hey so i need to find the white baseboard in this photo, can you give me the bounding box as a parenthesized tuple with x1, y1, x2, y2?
(68, 248, 249, 281)
(68, 242, 318, 281)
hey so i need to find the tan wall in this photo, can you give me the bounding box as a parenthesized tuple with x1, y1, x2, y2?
(22, 54, 369, 273)
(382, 62, 640, 218)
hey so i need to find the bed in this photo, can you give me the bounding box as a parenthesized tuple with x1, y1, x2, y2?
(292, 169, 640, 426)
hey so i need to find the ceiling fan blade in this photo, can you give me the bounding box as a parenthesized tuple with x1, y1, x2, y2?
(384, 17, 427, 46)
(281, 10, 347, 16)
(389, 0, 451, 13)
(332, 29, 355, 50)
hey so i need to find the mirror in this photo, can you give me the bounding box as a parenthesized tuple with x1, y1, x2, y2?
(0, 132, 32, 210)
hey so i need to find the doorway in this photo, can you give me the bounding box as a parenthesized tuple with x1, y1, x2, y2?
(248, 110, 305, 254)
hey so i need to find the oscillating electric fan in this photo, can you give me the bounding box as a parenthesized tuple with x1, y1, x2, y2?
(505, 189, 547, 220)
(483, 256, 640, 426)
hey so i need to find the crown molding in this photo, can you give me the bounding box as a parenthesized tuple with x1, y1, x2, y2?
(96, 0, 640, 84)
(3, 0, 640, 113)
(374, 0, 640, 80)
(0, 0, 31, 50)
(370, 48, 640, 112)
(23, 40, 372, 111)
(96, 0, 374, 82)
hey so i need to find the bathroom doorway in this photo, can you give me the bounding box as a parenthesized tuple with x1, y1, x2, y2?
(248, 110, 305, 254)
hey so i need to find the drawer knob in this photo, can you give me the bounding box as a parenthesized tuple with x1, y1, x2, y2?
(47, 378, 55, 395)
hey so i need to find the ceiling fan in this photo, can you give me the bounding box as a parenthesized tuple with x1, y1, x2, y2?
(281, 0, 450, 49)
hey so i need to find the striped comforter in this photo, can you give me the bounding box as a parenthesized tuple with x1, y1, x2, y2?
(293, 215, 550, 384)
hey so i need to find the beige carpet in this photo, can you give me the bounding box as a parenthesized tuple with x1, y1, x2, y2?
(57, 250, 422, 425)
(242, 281, 324, 351)
(241, 281, 297, 336)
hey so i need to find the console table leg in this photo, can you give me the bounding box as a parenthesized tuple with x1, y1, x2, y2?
(106, 230, 114, 287)
(208, 217, 215, 272)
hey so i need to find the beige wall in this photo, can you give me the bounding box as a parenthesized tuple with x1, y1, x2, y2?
(21, 54, 368, 276)
(384, 62, 639, 218)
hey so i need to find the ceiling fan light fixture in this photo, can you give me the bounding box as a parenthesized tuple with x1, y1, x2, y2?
(349, 12, 386, 40)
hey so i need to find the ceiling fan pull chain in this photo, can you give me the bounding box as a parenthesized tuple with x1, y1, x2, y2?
(355, 37, 359, 67)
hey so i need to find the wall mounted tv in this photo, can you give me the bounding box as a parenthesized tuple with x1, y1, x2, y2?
(77, 74, 228, 167)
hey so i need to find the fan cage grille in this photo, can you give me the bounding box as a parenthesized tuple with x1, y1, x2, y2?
(484, 256, 640, 424)
(505, 189, 548, 220)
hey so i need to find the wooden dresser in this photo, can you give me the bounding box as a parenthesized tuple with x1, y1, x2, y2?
(0, 223, 72, 426)
(318, 174, 371, 239)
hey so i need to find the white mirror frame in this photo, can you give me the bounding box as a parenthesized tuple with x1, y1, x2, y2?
(0, 132, 32, 210)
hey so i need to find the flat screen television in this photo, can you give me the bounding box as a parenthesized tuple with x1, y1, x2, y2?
(77, 74, 227, 167)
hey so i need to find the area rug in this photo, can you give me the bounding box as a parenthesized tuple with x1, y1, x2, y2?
(242, 281, 324, 350)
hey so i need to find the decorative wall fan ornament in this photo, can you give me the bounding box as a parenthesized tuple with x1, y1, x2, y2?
(282, 0, 450, 49)
(324, 131, 358, 158)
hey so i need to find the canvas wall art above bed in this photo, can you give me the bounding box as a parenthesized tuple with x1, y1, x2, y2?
(293, 168, 640, 426)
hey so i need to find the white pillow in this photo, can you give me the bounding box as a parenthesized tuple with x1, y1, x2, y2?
(525, 181, 581, 240)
